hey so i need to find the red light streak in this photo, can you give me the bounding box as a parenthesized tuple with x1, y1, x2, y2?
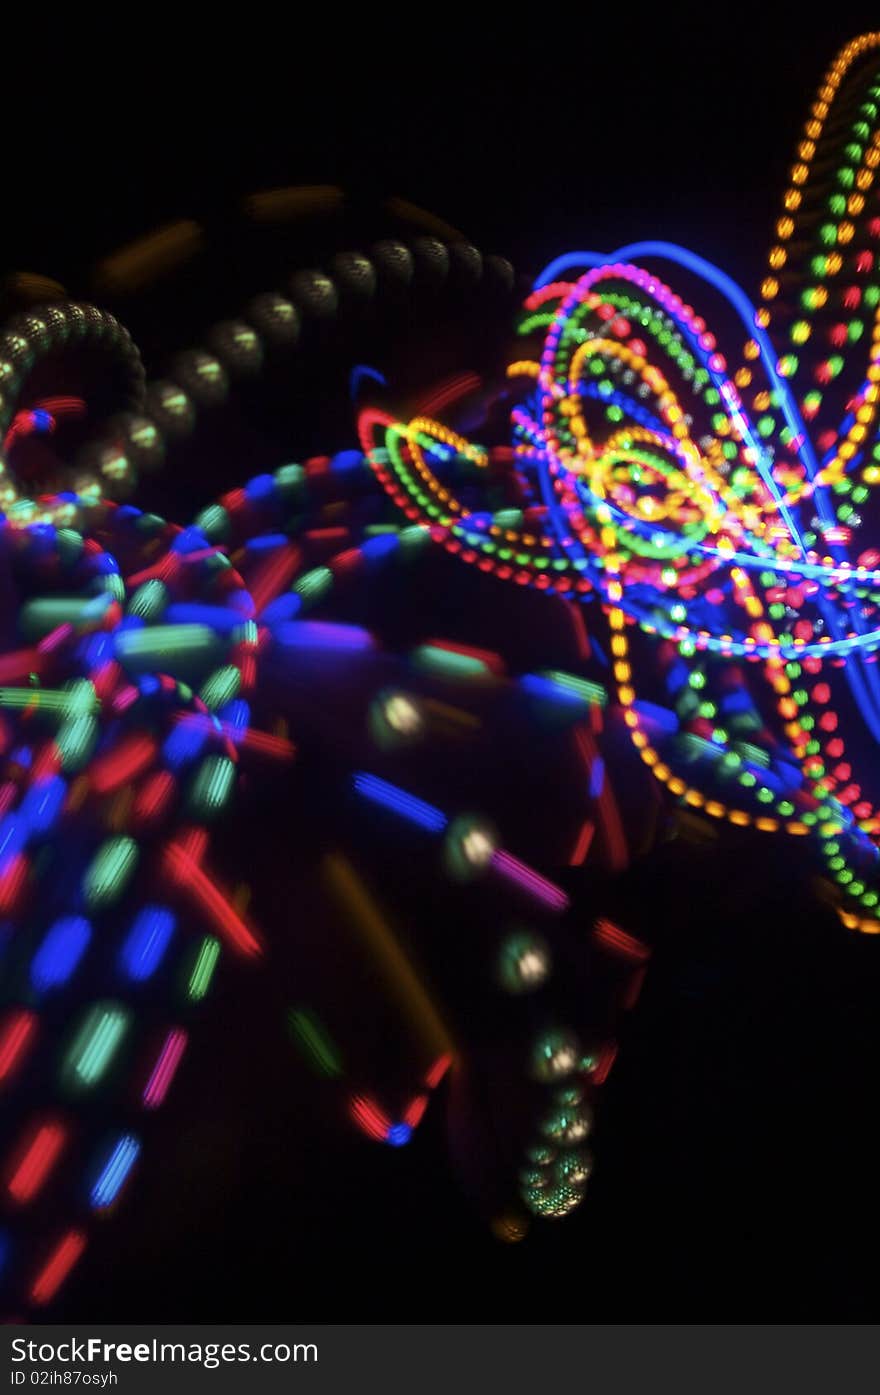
(30, 1230, 87, 1306)
(8, 1121, 67, 1203)
(163, 840, 262, 957)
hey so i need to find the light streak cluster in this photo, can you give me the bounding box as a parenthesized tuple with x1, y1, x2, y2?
(2, 27, 879, 1318)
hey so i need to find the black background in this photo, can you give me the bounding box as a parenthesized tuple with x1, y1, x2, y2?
(4, 12, 880, 1322)
(3, 15, 876, 284)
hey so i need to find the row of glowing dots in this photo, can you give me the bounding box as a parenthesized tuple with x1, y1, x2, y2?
(523, 288, 725, 424)
(0, 662, 228, 1294)
(0, 591, 258, 945)
(547, 403, 732, 574)
(513, 395, 726, 546)
(0, 572, 319, 1303)
(761, 33, 880, 305)
(765, 121, 880, 282)
(539, 331, 724, 520)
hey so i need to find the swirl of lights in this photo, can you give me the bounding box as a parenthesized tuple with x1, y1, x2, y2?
(359, 32, 880, 936)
